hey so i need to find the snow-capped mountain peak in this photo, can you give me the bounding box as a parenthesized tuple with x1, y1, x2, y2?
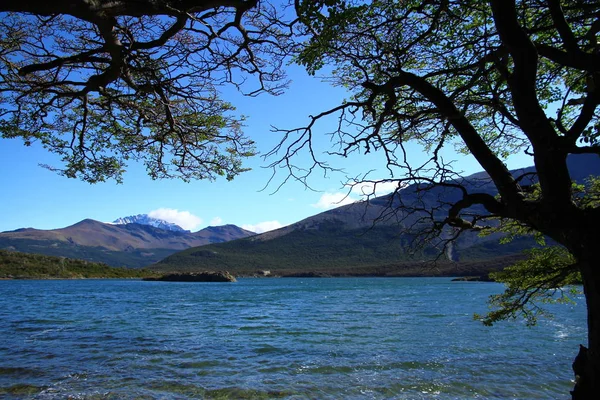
(112, 214, 189, 232)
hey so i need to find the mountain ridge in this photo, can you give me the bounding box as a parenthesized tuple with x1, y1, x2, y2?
(112, 214, 188, 232)
(151, 154, 600, 275)
(0, 220, 255, 268)
(3, 154, 599, 273)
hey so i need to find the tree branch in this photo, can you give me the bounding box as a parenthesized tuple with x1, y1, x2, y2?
(18, 50, 109, 76)
(131, 14, 188, 50)
(547, 0, 581, 54)
(364, 71, 523, 205)
(535, 43, 600, 72)
(0, 0, 253, 18)
(566, 90, 600, 142)
(490, 0, 573, 208)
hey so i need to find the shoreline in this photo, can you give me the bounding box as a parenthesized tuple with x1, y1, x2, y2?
(0, 274, 496, 281)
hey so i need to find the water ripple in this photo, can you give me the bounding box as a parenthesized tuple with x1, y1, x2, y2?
(0, 278, 586, 399)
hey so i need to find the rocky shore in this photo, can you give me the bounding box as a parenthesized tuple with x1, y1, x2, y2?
(451, 275, 494, 282)
(143, 271, 236, 282)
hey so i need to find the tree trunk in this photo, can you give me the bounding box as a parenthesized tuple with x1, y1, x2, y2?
(571, 254, 600, 399)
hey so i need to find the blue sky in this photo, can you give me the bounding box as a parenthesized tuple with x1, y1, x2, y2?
(0, 65, 534, 234)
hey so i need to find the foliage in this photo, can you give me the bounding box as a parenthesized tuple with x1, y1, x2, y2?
(152, 220, 532, 275)
(574, 176, 600, 209)
(476, 176, 600, 326)
(274, 0, 600, 231)
(0, 0, 294, 182)
(0, 249, 158, 279)
(154, 223, 427, 273)
(278, 4, 600, 392)
(271, 0, 599, 326)
(476, 246, 581, 326)
(480, 177, 600, 245)
(0, 237, 178, 269)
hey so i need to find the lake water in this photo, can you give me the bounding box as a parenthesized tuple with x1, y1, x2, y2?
(0, 278, 586, 399)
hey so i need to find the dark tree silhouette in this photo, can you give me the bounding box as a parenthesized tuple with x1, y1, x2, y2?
(267, 1, 600, 397)
(0, 0, 293, 182)
(3, 0, 600, 398)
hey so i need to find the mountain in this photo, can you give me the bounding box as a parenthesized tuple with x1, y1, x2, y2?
(151, 154, 600, 276)
(150, 204, 536, 276)
(112, 214, 188, 232)
(0, 221, 254, 268)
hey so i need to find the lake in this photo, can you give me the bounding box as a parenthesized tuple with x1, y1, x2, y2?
(0, 278, 586, 399)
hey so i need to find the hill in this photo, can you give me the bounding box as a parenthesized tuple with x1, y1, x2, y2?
(151, 154, 600, 276)
(0, 221, 254, 268)
(0, 250, 158, 279)
(150, 216, 537, 276)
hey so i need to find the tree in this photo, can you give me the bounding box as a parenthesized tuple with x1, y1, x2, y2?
(268, 0, 600, 398)
(3, 0, 599, 397)
(0, 0, 293, 182)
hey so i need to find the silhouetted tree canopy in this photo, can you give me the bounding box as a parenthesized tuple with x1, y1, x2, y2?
(3, 0, 600, 398)
(267, 1, 600, 398)
(0, 0, 293, 182)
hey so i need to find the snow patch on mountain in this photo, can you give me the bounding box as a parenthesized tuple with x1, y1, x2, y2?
(112, 214, 189, 232)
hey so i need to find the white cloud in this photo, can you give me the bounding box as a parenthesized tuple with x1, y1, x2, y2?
(311, 192, 357, 210)
(350, 181, 399, 197)
(210, 217, 223, 226)
(310, 182, 399, 211)
(148, 208, 203, 231)
(242, 220, 283, 234)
